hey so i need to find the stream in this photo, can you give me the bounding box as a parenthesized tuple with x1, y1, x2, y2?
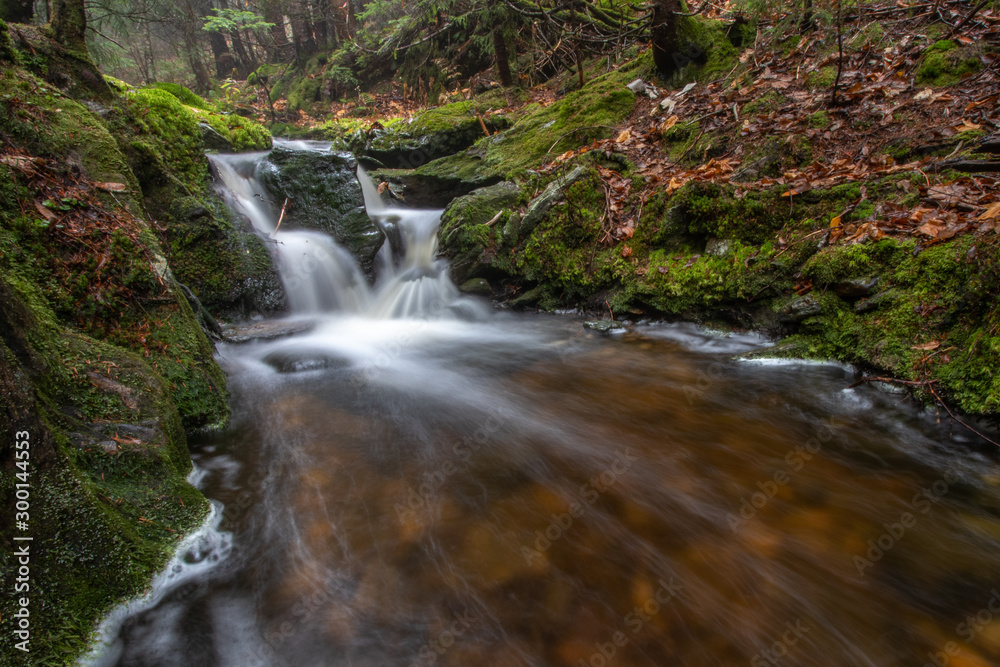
(89, 141, 1000, 667)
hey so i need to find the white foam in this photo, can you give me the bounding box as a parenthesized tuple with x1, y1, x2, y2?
(79, 502, 233, 666)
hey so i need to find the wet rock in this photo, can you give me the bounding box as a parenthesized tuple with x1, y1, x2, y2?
(832, 277, 878, 300)
(374, 148, 503, 208)
(222, 319, 316, 343)
(510, 285, 546, 309)
(705, 238, 733, 257)
(199, 121, 233, 152)
(583, 320, 626, 334)
(518, 166, 587, 241)
(854, 289, 897, 314)
(779, 295, 822, 323)
(361, 104, 510, 169)
(260, 146, 385, 280)
(438, 181, 521, 284)
(459, 278, 493, 296)
(627, 78, 647, 94)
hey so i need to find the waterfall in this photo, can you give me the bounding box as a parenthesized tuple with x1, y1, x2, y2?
(209, 141, 481, 320)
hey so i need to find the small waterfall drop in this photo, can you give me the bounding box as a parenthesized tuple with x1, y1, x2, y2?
(209, 141, 480, 321)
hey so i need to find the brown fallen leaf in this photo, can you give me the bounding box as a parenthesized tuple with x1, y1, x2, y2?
(616, 129, 631, 143)
(912, 341, 940, 351)
(979, 202, 1000, 221)
(34, 200, 57, 221)
(95, 182, 128, 192)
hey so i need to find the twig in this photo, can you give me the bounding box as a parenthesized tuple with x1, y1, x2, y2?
(928, 384, 1000, 448)
(272, 198, 289, 236)
(947, 0, 990, 38)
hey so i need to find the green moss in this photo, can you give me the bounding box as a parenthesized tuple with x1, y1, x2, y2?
(806, 66, 837, 89)
(150, 81, 215, 110)
(125, 87, 208, 192)
(287, 75, 321, 112)
(0, 19, 19, 64)
(916, 40, 982, 87)
(807, 110, 831, 129)
(741, 91, 785, 116)
(667, 17, 742, 86)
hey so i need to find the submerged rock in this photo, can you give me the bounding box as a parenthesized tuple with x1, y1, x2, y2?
(584, 320, 627, 334)
(260, 146, 385, 280)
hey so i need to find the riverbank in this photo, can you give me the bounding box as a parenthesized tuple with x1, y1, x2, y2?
(280, 12, 1000, 419)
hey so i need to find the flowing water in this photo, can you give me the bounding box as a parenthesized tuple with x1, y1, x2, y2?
(90, 142, 1000, 667)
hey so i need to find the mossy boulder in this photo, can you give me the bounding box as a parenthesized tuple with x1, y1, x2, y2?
(438, 181, 521, 284)
(259, 146, 385, 279)
(109, 87, 282, 319)
(0, 59, 227, 665)
(374, 150, 504, 208)
(362, 101, 511, 168)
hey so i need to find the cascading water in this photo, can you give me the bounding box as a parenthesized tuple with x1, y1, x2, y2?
(208, 141, 479, 321)
(91, 140, 1000, 667)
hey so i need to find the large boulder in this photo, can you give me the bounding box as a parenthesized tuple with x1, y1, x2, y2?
(259, 146, 385, 279)
(360, 101, 510, 169)
(438, 181, 521, 284)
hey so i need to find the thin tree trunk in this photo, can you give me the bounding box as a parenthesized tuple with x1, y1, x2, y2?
(263, 0, 288, 62)
(181, 0, 212, 91)
(493, 27, 512, 87)
(289, 0, 316, 61)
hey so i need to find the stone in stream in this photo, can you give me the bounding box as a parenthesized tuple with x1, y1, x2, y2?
(221, 319, 316, 343)
(583, 320, 626, 334)
(258, 147, 385, 280)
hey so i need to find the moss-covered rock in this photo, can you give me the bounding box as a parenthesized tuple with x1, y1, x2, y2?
(439, 181, 521, 284)
(916, 40, 982, 87)
(362, 101, 511, 168)
(0, 59, 226, 666)
(259, 146, 385, 279)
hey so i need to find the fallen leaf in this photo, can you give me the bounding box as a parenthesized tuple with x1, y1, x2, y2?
(978, 202, 1000, 221)
(659, 115, 679, 134)
(954, 119, 982, 133)
(830, 215, 842, 228)
(621, 245, 632, 258)
(95, 182, 127, 192)
(912, 341, 940, 351)
(616, 129, 631, 143)
(34, 200, 57, 221)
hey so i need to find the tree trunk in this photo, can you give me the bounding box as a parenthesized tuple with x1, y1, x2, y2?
(650, 0, 681, 78)
(493, 27, 512, 87)
(208, 29, 236, 78)
(263, 0, 288, 62)
(1, 0, 33, 23)
(288, 0, 316, 61)
(181, 0, 212, 92)
(51, 0, 87, 50)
